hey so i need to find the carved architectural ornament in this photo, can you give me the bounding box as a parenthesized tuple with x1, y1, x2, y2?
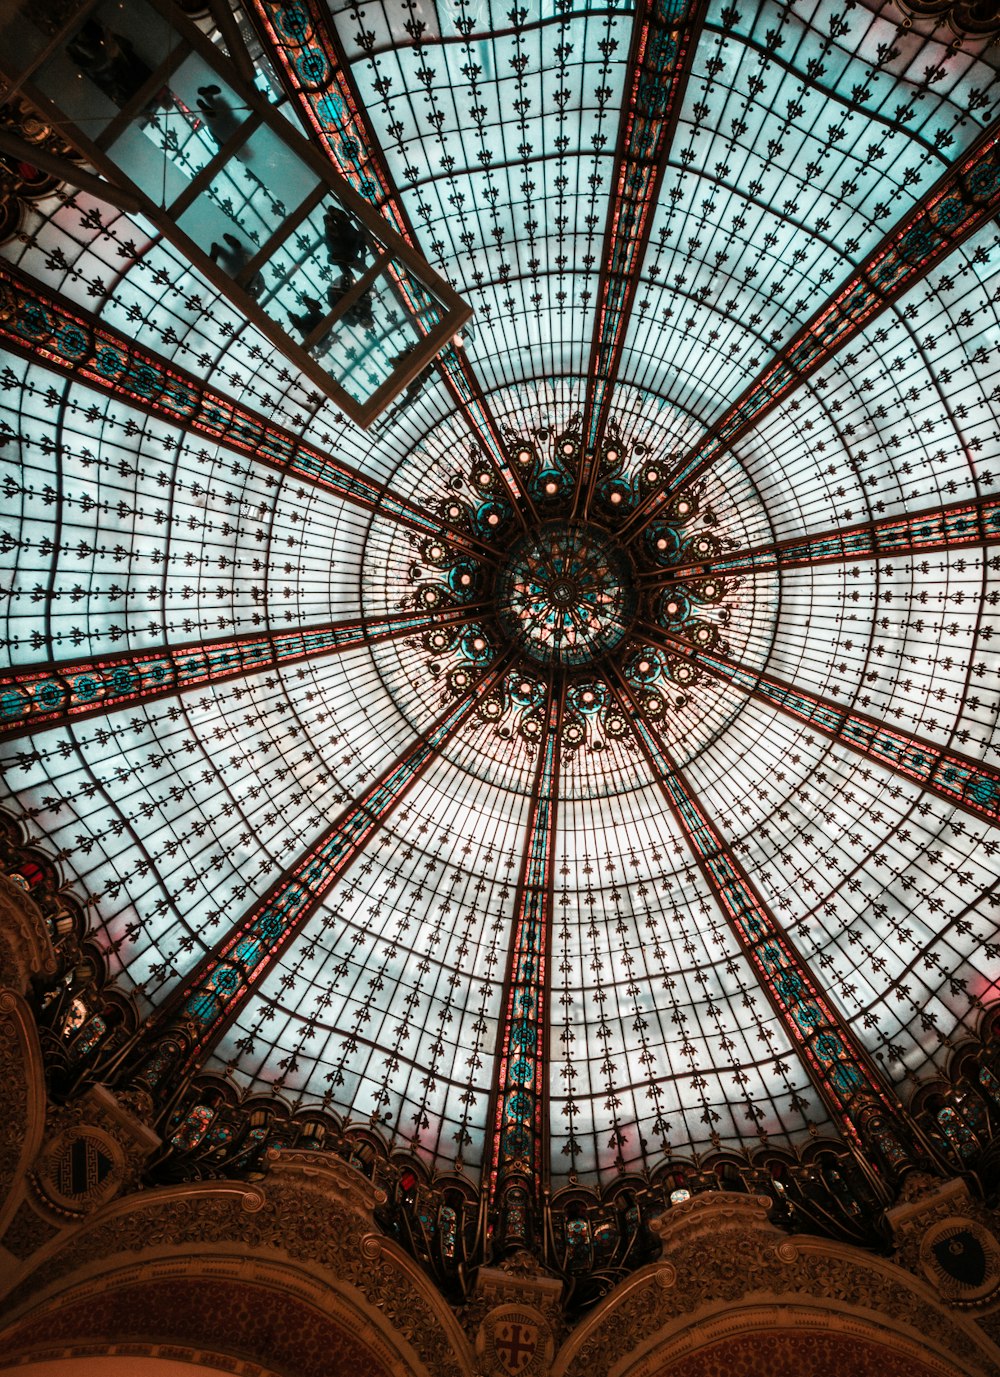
(893, 0, 1000, 41)
(0, 989, 48, 1244)
(553, 1194, 1000, 1377)
(476, 1303, 556, 1377)
(468, 1256, 564, 1376)
(0, 1163, 475, 1377)
(0, 874, 56, 995)
(0, 1261, 416, 1377)
(2, 861, 1000, 1377)
(30, 1085, 160, 1220)
(4, 1177, 999, 1377)
(617, 1321, 974, 1377)
(890, 1176, 1000, 1309)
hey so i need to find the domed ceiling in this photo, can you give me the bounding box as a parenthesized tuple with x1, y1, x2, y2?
(1, 0, 999, 1199)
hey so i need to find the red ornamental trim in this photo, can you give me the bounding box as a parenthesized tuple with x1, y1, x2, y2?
(157, 657, 510, 1071)
(248, 0, 407, 228)
(579, 0, 707, 496)
(616, 675, 898, 1140)
(626, 121, 1000, 536)
(638, 617, 1000, 825)
(649, 494, 1000, 581)
(0, 606, 482, 740)
(657, 635, 1000, 827)
(0, 261, 477, 545)
(488, 685, 562, 1200)
(244, 0, 525, 505)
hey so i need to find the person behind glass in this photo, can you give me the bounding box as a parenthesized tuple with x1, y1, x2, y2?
(321, 205, 373, 327)
(288, 295, 335, 357)
(67, 19, 153, 107)
(327, 274, 374, 331)
(372, 348, 435, 430)
(196, 85, 245, 151)
(210, 232, 264, 298)
(288, 295, 324, 338)
(323, 206, 366, 271)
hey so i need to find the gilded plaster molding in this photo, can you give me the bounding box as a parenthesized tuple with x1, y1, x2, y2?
(0, 1166, 475, 1377)
(0, 876, 56, 996)
(0, 1253, 429, 1377)
(612, 1302, 972, 1377)
(0, 989, 49, 1247)
(552, 1193, 1000, 1377)
(265, 1143, 388, 1213)
(28, 1085, 160, 1222)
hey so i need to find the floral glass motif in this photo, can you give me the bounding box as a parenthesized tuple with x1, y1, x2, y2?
(0, 0, 999, 1210)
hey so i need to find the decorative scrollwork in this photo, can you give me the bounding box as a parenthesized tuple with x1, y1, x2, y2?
(895, 0, 1000, 40)
(407, 424, 733, 752)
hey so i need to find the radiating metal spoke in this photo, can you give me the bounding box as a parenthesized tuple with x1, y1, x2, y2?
(0, 260, 499, 564)
(621, 119, 1000, 544)
(242, 0, 537, 526)
(572, 0, 708, 517)
(638, 493, 1000, 586)
(485, 675, 564, 1245)
(637, 621, 1000, 828)
(0, 604, 486, 741)
(129, 652, 513, 1083)
(610, 665, 926, 1182)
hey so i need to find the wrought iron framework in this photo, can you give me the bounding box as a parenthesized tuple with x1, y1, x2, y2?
(0, 0, 472, 426)
(623, 118, 1000, 540)
(1, 0, 999, 1310)
(574, 0, 707, 510)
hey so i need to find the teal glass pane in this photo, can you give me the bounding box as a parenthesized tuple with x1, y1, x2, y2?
(1, 0, 999, 1192)
(177, 122, 320, 253)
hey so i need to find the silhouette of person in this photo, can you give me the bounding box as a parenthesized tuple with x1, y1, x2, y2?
(67, 19, 153, 107)
(327, 274, 374, 330)
(210, 232, 263, 298)
(323, 206, 365, 270)
(372, 350, 435, 430)
(196, 84, 245, 149)
(288, 296, 325, 337)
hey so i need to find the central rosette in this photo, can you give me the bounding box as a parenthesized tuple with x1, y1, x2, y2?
(496, 521, 637, 667)
(403, 417, 738, 750)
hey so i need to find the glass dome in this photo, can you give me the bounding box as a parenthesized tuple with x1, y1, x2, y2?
(0, 0, 999, 1198)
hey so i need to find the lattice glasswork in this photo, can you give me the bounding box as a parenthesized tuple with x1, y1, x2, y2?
(0, 0, 998, 1205)
(0, 0, 471, 425)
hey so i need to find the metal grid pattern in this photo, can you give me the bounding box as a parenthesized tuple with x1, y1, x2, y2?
(0, 0, 998, 1188)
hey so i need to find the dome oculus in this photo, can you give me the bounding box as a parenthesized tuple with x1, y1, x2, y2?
(406, 428, 735, 750)
(496, 521, 636, 667)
